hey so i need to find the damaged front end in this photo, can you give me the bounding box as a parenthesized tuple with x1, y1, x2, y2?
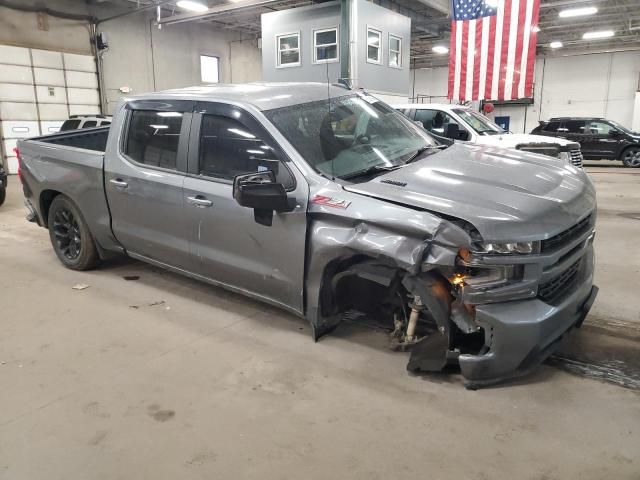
(305, 191, 598, 388)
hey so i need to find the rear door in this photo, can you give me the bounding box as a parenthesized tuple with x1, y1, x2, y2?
(105, 100, 194, 270)
(581, 120, 623, 159)
(182, 102, 308, 313)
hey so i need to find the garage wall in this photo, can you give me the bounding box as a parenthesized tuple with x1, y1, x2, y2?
(98, 13, 262, 113)
(410, 50, 640, 132)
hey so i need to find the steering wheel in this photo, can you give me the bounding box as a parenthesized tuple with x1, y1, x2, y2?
(353, 133, 371, 145)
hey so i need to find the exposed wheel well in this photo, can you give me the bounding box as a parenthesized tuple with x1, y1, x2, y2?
(40, 190, 62, 227)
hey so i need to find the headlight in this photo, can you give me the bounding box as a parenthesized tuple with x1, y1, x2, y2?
(558, 151, 570, 163)
(472, 241, 538, 254)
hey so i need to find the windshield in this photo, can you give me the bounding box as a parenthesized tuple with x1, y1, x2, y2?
(608, 120, 635, 135)
(454, 109, 505, 135)
(264, 93, 439, 179)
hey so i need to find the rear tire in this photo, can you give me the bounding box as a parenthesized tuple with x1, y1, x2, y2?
(0, 185, 5, 207)
(47, 195, 100, 270)
(621, 147, 640, 168)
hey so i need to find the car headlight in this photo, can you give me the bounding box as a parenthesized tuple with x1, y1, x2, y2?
(471, 241, 539, 254)
(558, 151, 570, 163)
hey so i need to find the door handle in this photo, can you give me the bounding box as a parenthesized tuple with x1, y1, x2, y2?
(187, 195, 213, 207)
(110, 179, 128, 189)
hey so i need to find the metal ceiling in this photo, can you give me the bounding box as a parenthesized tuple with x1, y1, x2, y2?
(98, 0, 640, 68)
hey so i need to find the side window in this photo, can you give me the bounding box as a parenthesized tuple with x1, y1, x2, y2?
(60, 119, 81, 131)
(587, 121, 614, 135)
(82, 120, 97, 128)
(415, 109, 462, 136)
(562, 120, 586, 134)
(124, 110, 183, 170)
(543, 121, 561, 132)
(199, 115, 294, 189)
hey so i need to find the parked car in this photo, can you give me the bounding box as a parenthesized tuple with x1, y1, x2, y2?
(17, 83, 597, 388)
(60, 114, 112, 131)
(395, 103, 584, 168)
(0, 164, 6, 206)
(531, 117, 640, 167)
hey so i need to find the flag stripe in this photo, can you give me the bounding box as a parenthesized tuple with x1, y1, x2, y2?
(472, 17, 483, 100)
(484, 14, 496, 100)
(460, 21, 469, 100)
(498, 0, 513, 100)
(491, 0, 505, 100)
(454, 21, 463, 100)
(525, 0, 540, 97)
(517, 0, 533, 97)
(478, 15, 490, 99)
(465, 20, 476, 101)
(448, 21, 457, 99)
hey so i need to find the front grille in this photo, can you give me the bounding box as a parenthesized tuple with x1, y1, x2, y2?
(569, 148, 583, 168)
(538, 259, 582, 305)
(541, 214, 592, 253)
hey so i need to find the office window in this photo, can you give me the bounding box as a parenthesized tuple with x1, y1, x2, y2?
(367, 27, 382, 64)
(200, 55, 220, 83)
(276, 32, 301, 68)
(314, 28, 338, 63)
(125, 110, 183, 170)
(389, 34, 402, 68)
(199, 115, 294, 188)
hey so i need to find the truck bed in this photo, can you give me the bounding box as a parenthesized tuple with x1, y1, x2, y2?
(28, 126, 109, 153)
(17, 125, 120, 254)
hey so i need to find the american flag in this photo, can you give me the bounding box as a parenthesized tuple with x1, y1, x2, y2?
(448, 0, 540, 101)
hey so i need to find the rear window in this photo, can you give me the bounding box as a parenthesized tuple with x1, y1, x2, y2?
(82, 121, 97, 128)
(124, 110, 183, 170)
(60, 119, 81, 131)
(543, 121, 561, 132)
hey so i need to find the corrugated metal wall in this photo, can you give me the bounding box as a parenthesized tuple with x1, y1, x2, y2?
(0, 45, 100, 173)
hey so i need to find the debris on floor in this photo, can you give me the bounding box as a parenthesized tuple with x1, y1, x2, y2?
(72, 283, 90, 291)
(123, 275, 140, 281)
(148, 300, 165, 307)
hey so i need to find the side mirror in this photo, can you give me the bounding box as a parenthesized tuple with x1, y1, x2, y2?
(609, 129, 620, 136)
(458, 129, 470, 141)
(233, 171, 292, 226)
(445, 123, 464, 140)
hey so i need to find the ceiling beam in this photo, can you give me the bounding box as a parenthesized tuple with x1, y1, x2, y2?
(158, 0, 283, 25)
(413, 0, 450, 15)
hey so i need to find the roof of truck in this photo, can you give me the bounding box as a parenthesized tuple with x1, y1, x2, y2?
(392, 103, 467, 111)
(128, 82, 354, 111)
(548, 117, 607, 121)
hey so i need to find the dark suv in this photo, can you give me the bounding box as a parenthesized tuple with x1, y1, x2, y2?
(531, 117, 640, 167)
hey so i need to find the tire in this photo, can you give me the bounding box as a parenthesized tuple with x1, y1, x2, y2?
(0, 185, 5, 207)
(621, 147, 640, 168)
(47, 195, 100, 270)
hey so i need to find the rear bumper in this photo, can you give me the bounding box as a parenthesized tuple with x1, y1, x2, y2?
(459, 246, 596, 388)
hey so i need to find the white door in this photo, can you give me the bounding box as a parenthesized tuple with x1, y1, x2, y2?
(0, 46, 100, 173)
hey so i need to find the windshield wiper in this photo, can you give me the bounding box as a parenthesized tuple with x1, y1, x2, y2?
(404, 145, 447, 165)
(341, 164, 402, 180)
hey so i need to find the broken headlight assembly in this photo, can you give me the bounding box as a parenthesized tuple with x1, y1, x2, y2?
(470, 241, 540, 255)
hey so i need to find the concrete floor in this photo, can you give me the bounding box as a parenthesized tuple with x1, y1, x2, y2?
(0, 162, 638, 479)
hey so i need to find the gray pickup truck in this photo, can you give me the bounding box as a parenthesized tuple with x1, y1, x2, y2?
(17, 83, 598, 388)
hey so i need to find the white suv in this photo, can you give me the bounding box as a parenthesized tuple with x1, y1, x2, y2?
(60, 115, 112, 131)
(394, 103, 583, 168)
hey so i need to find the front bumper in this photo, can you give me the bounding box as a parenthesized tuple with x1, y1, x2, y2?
(459, 246, 597, 388)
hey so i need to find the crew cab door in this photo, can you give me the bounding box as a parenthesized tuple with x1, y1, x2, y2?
(105, 100, 194, 269)
(182, 102, 308, 313)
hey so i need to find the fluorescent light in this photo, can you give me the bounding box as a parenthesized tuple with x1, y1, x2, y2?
(559, 6, 597, 18)
(582, 30, 614, 39)
(532, 25, 541, 33)
(176, 1, 208, 12)
(149, 125, 169, 129)
(156, 112, 182, 117)
(432, 45, 449, 54)
(549, 41, 563, 49)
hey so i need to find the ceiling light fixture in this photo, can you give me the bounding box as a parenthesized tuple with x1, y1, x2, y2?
(176, 0, 208, 12)
(559, 6, 597, 18)
(432, 45, 449, 54)
(549, 41, 563, 48)
(582, 30, 614, 39)
(532, 25, 541, 33)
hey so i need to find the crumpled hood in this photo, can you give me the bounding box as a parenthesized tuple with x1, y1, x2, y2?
(344, 143, 596, 242)
(476, 132, 576, 148)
